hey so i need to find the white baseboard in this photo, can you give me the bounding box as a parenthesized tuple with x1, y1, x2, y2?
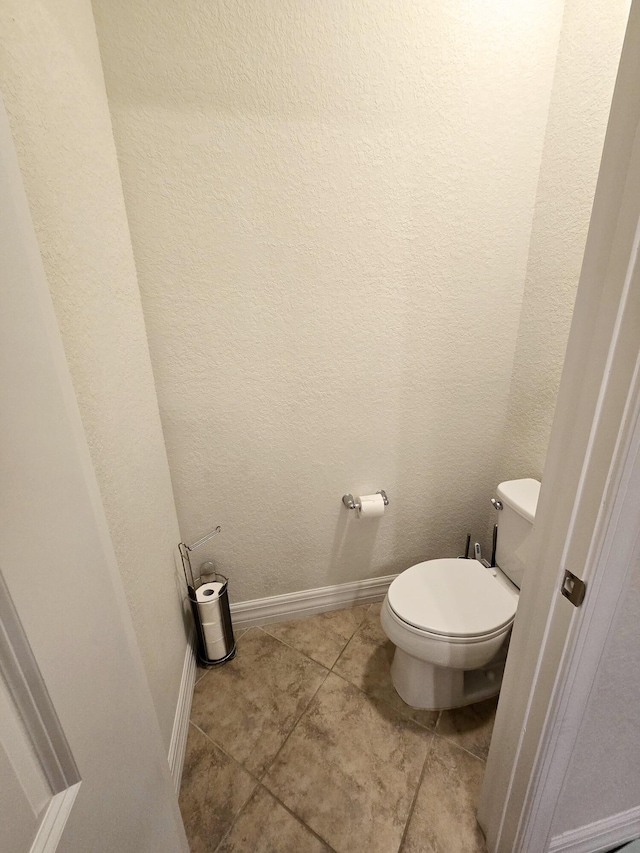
(549, 805, 640, 853)
(230, 573, 397, 629)
(167, 631, 197, 793)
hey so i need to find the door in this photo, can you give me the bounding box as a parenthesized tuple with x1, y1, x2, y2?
(479, 3, 640, 851)
(0, 98, 189, 852)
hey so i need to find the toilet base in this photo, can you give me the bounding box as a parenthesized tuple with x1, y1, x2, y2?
(390, 647, 505, 711)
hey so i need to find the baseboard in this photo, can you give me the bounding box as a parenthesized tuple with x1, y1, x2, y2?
(230, 573, 397, 629)
(167, 630, 197, 793)
(549, 805, 640, 853)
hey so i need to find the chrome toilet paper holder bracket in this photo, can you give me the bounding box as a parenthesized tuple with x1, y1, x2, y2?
(342, 490, 389, 511)
(179, 526, 222, 589)
(183, 525, 221, 552)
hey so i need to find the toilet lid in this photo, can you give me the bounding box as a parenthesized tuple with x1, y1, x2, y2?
(388, 559, 517, 638)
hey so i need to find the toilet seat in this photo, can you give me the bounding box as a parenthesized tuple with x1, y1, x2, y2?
(387, 558, 517, 640)
(383, 600, 511, 645)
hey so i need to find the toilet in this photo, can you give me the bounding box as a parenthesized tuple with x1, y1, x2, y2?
(380, 478, 540, 710)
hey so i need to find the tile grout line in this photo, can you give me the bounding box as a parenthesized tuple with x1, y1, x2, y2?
(254, 626, 332, 672)
(328, 611, 494, 748)
(329, 607, 373, 674)
(210, 667, 335, 853)
(184, 721, 262, 853)
(186, 610, 374, 850)
(187, 720, 264, 787)
(258, 665, 332, 784)
(192, 619, 485, 762)
(188, 628, 335, 787)
(191, 676, 485, 777)
(328, 669, 440, 735)
(263, 784, 341, 853)
(430, 729, 489, 764)
(396, 729, 439, 853)
(212, 784, 257, 853)
(203, 603, 373, 681)
(257, 603, 373, 671)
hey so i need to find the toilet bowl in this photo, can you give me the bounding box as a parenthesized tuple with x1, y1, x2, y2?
(380, 478, 540, 711)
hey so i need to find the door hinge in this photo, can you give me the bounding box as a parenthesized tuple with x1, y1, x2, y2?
(561, 570, 587, 607)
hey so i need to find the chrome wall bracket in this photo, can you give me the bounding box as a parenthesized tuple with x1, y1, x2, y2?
(342, 494, 360, 511)
(179, 526, 222, 589)
(184, 526, 221, 551)
(342, 490, 389, 510)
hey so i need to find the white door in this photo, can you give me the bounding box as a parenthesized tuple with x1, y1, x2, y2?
(0, 98, 189, 852)
(479, 3, 640, 851)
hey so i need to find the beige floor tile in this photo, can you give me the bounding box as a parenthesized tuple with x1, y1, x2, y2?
(401, 736, 487, 853)
(262, 605, 370, 668)
(333, 604, 439, 729)
(436, 696, 498, 760)
(217, 786, 332, 853)
(263, 672, 432, 853)
(191, 628, 327, 776)
(178, 723, 256, 853)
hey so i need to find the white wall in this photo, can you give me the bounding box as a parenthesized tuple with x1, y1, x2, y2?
(0, 0, 187, 749)
(500, 0, 631, 482)
(93, 0, 567, 602)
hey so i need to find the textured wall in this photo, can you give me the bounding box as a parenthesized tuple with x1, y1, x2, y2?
(93, 0, 567, 602)
(0, 0, 187, 748)
(499, 0, 631, 481)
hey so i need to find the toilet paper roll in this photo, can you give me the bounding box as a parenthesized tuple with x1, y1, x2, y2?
(196, 582, 225, 623)
(196, 582, 224, 602)
(200, 608, 224, 632)
(202, 622, 228, 660)
(357, 493, 385, 519)
(203, 633, 228, 661)
(202, 622, 225, 645)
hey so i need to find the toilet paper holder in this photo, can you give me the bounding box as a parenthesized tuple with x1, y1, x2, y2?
(179, 526, 236, 667)
(342, 490, 389, 511)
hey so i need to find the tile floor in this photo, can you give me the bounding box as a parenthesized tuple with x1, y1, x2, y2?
(180, 602, 495, 853)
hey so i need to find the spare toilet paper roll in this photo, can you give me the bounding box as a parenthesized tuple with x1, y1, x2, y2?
(196, 582, 224, 602)
(200, 607, 224, 633)
(357, 493, 385, 519)
(202, 624, 227, 660)
(202, 621, 224, 644)
(196, 582, 225, 623)
(203, 634, 227, 660)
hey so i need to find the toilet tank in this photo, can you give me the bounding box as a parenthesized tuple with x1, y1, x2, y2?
(495, 478, 541, 589)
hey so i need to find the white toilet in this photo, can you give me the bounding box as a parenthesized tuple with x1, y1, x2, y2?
(380, 478, 540, 710)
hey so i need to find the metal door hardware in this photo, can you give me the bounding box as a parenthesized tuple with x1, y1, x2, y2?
(561, 569, 587, 607)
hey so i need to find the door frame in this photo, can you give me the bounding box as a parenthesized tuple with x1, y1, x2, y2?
(479, 2, 640, 850)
